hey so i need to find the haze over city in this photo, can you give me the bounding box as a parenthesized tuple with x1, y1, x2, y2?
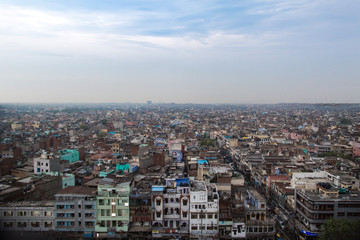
(0, 0, 359, 103)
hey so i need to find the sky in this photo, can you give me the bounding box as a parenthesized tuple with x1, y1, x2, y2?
(0, 0, 359, 104)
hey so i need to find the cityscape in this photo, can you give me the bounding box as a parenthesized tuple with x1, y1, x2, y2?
(1, 0, 360, 239)
(0, 103, 360, 239)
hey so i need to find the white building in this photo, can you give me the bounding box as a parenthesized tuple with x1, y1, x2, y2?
(33, 152, 61, 174)
(189, 180, 219, 236)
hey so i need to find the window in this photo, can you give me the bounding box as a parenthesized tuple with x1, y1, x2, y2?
(156, 211, 161, 218)
(214, 214, 218, 219)
(31, 222, 40, 228)
(17, 222, 27, 228)
(156, 199, 161, 206)
(17, 211, 26, 216)
(4, 222, 13, 228)
(99, 199, 104, 205)
(165, 198, 168, 203)
(200, 214, 205, 219)
(78, 213, 81, 217)
(44, 221, 53, 228)
(31, 211, 41, 216)
(4, 211, 13, 216)
(44, 211, 52, 217)
(183, 199, 188, 206)
(191, 225, 198, 230)
(207, 214, 212, 219)
(183, 212, 188, 218)
(191, 214, 197, 219)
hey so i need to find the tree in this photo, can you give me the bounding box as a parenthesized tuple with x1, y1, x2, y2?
(340, 118, 352, 125)
(200, 138, 215, 147)
(319, 218, 360, 240)
(79, 124, 89, 131)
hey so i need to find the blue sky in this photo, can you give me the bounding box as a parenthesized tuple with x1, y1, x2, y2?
(0, 0, 359, 103)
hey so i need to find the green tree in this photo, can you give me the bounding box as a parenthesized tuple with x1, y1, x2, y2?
(79, 124, 89, 131)
(319, 218, 360, 240)
(200, 138, 215, 147)
(340, 118, 352, 125)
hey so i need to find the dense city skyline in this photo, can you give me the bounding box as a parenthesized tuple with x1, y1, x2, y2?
(1, 0, 359, 103)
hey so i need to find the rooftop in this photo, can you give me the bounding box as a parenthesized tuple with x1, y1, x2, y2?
(55, 186, 96, 196)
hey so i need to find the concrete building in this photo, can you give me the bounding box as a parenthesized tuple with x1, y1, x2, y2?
(95, 176, 132, 237)
(295, 183, 360, 233)
(59, 149, 79, 164)
(54, 186, 96, 232)
(189, 180, 219, 236)
(33, 152, 61, 174)
(151, 178, 190, 238)
(0, 201, 54, 231)
(244, 189, 275, 239)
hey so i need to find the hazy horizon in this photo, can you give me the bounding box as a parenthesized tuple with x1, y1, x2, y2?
(1, 0, 359, 104)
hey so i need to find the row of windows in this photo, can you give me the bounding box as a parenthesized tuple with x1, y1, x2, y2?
(3, 221, 53, 228)
(155, 198, 188, 206)
(56, 204, 94, 209)
(191, 213, 218, 219)
(2, 211, 52, 217)
(56, 212, 94, 218)
(191, 225, 218, 231)
(99, 209, 125, 217)
(57, 221, 94, 227)
(98, 199, 128, 206)
(98, 220, 127, 228)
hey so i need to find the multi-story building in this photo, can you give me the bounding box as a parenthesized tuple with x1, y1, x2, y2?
(152, 178, 190, 238)
(129, 180, 152, 237)
(95, 176, 132, 237)
(244, 189, 275, 239)
(54, 186, 96, 232)
(189, 180, 219, 236)
(295, 183, 360, 234)
(58, 149, 79, 164)
(0, 201, 54, 231)
(33, 152, 61, 174)
(112, 143, 121, 154)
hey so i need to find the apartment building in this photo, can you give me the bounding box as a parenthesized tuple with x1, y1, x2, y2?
(95, 176, 132, 237)
(54, 186, 96, 232)
(151, 178, 190, 238)
(0, 201, 54, 231)
(295, 183, 360, 233)
(189, 180, 219, 236)
(244, 189, 275, 239)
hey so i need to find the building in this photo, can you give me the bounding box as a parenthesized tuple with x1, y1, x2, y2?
(244, 189, 275, 239)
(295, 183, 360, 234)
(129, 179, 152, 237)
(59, 149, 79, 164)
(54, 186, 96, 232)
(0, 201, 54, 231)
(189, 180, 219, 236)
(33, 152, 61, 174)
(151, 178, 190, 238)
(95, 176, 132, 237)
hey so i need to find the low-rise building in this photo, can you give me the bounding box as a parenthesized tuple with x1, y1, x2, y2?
(0, 201, 54, 231)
